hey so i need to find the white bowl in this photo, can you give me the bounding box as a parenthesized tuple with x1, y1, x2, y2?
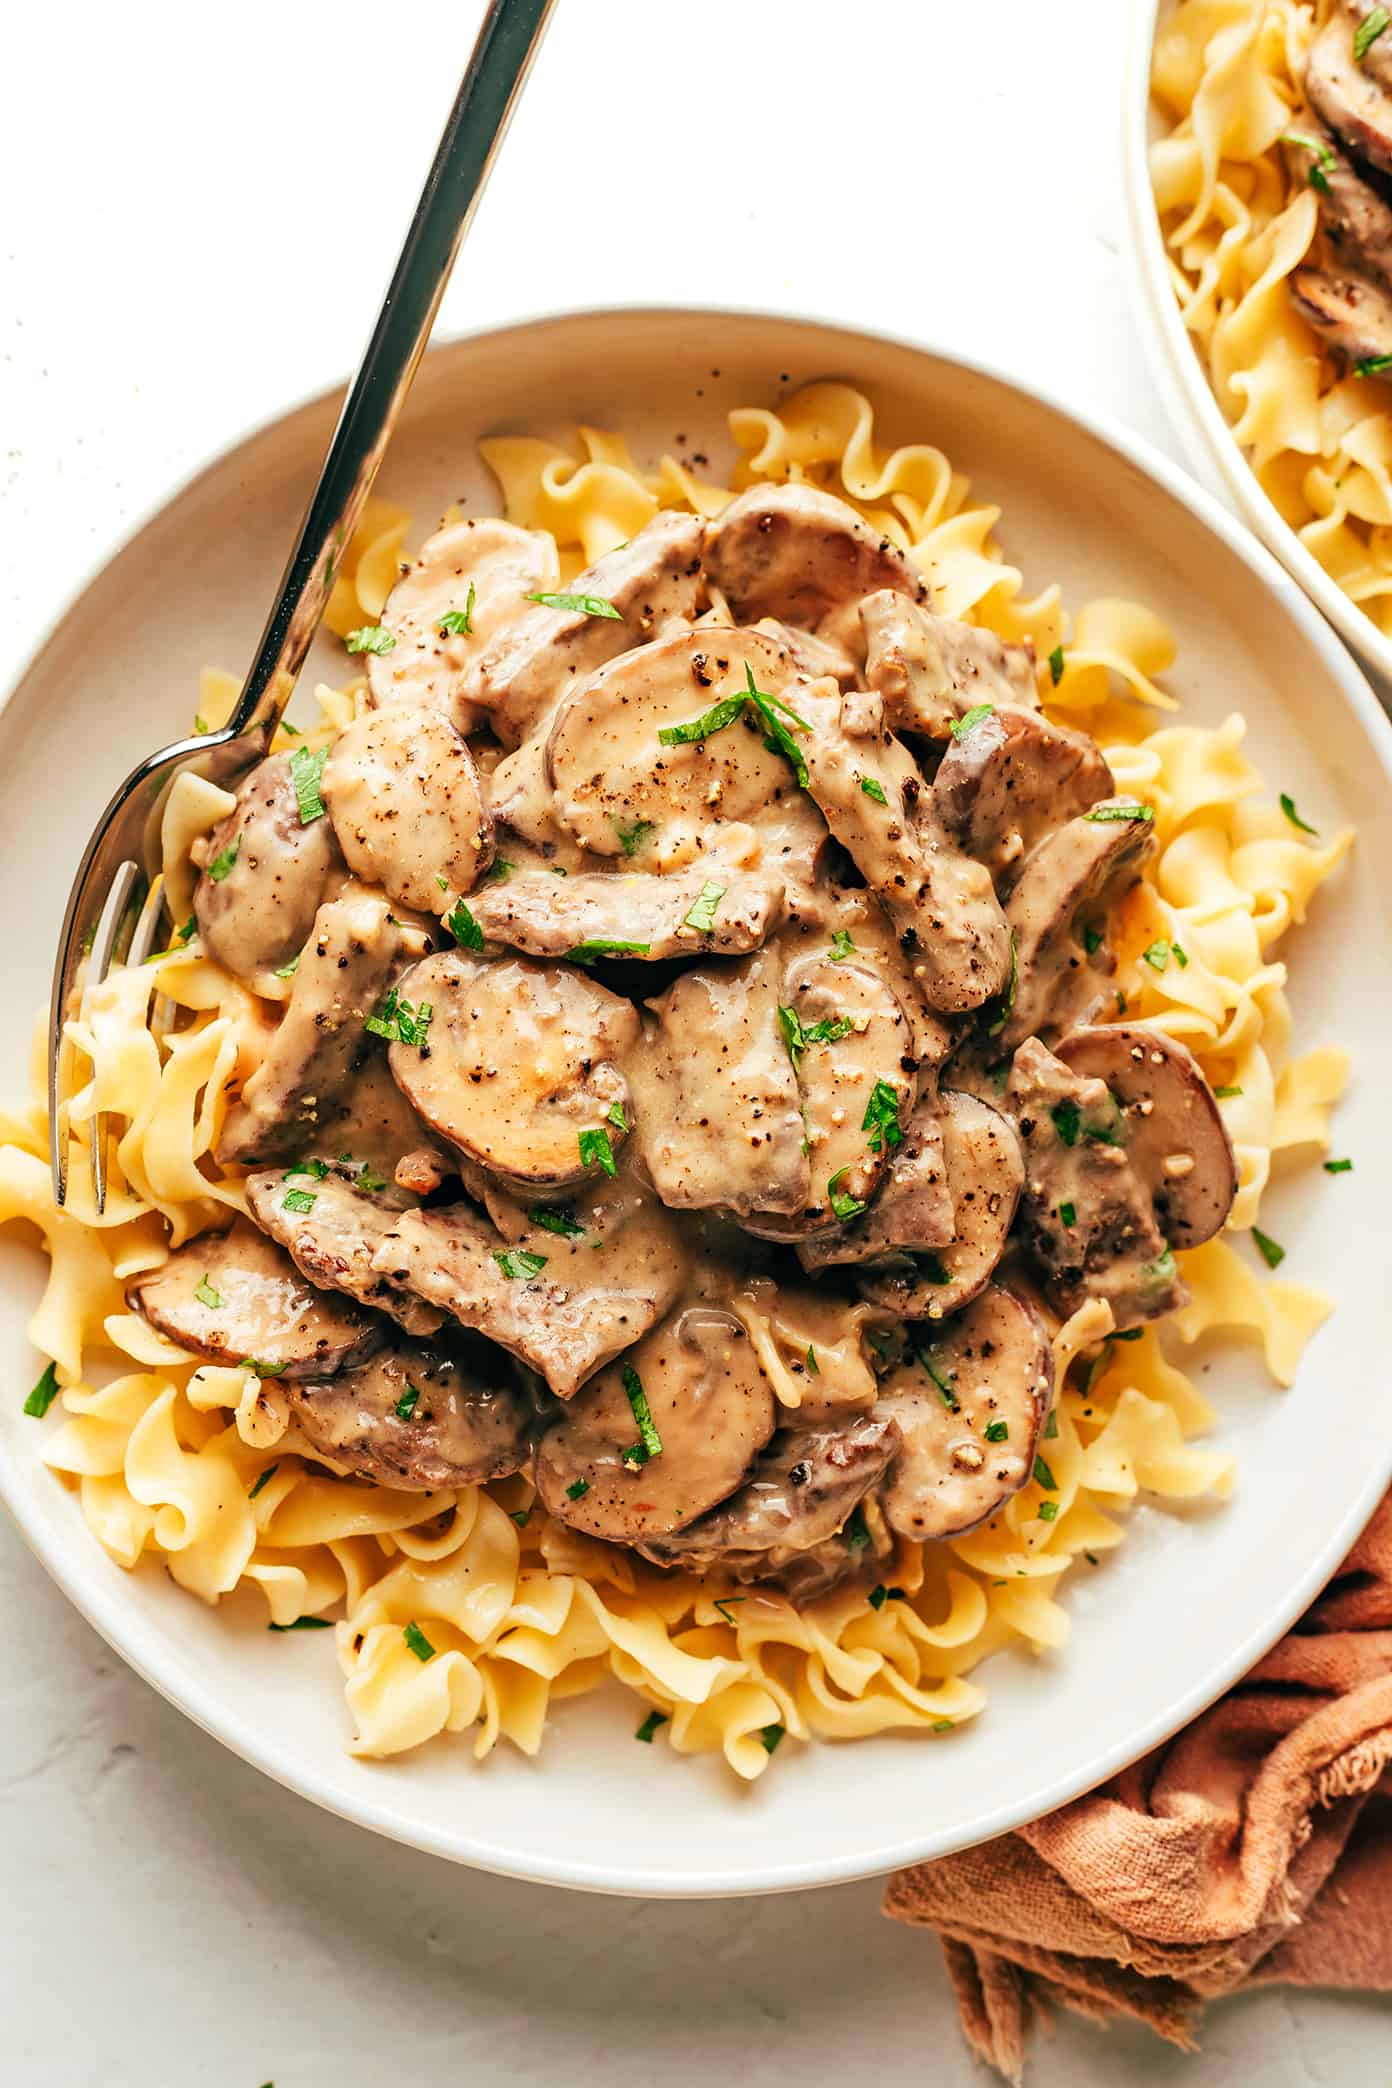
(2, 307, 1390, 1897)
(1123, 0, 1392, 693)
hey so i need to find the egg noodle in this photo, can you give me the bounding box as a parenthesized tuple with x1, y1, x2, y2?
(1150, 0, 1392, 635)
(0, 384, 1351, 1778)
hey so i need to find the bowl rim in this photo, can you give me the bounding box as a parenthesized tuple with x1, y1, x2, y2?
(5, 300, 1392, 1897)
(1121, 0, 1392, 689)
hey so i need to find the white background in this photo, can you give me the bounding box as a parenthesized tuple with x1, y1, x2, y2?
(1, 1, 1389, 2082)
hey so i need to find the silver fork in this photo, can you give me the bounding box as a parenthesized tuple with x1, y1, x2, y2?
(47, 0, 557, 1212)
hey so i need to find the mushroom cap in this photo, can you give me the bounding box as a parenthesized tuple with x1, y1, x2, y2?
(288, 1339, 532, 1490)
(998, 800, 1156, 1048)
(933, 705, 1112, 885)
(193, 753, 345, 985)
(322, 706, 493, 915)
(704, 482, 920, 654)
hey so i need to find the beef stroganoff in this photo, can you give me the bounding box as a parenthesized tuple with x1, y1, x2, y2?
(0, 384, 1351, 1778)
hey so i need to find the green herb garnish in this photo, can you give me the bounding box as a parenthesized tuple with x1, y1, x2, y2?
(566, 1478, 590, 1500)
(622, 1364, 662, 1465)
(566, 938, 651, 964)
(447, 900, 484, 951)
(842, 1504, 871, 1555)
(1085, 802, 1154, 824)
(615, 817, 656, 858)
(1082, 922, 1103, 955)
(23, 1363, 60, 1419)
(281, 1188, 317, 1215)
(868, 1585, 889, 1610)
(862, 1079, 904, 1154)
(345, 625, 395, 655)
(1324, 1157, 1353, 1174)
(273, 954, 300, 980)
(526, 590, 622, 619)
(606, 1101, 628, 1132)
(248, 1464, 279, 1500)
(1355, 354, 1392, 377)
(1279, 792, 1318, 835)
(1059, 1201, 1076, 1228)
(241, 1358, 287, 1379)
(860, 775, 888, 804)
(713, 1596, 745, 1625)
(683, 881, 726, 934)
(656, 692, 747, 747)
(983, 929, 1018, 1039)
(364, 988, 433, 1048)
(635, 1709, 668, 1743)
(1281, 129, 1335, 194)
(289, 743, 328, 825)
(827, 1169, 868, 1223)
(983, 1420, 1009, 1443)
(758, 1724, 785, 1755)
(403, 1621, 436, 1662)
(529, 1205, 585, 1238)
(1355, 5, 1390, 63)
(1142, 939, 1172, 972)
(268, 1615, 332, 1631)
(1048, 645, 1065, 686)
(395, 1382, 422, 1421)
(1214, 1084, 1243, 1099)
(493, 1249, 548, 1281)
(1037, 1500, 1060, 1523)
(1051, 1099, 1081, 1146)
(193, 1275, 223, 1310)
(924, 1357, 959, 1410)
(578, 1127, 617, 1177)
(1252, 1226, 1285, 1269)
(438, 584, 476, 636)
(951, 702, 994, 739)
(207, 836, 241, 882)
(1033, 1455, 1058, 1491)
(805, 1346, 819, 1375)
(828, 929, 857, 962)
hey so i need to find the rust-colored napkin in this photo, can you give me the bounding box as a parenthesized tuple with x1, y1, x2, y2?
(884, 1490, 1392, 2080)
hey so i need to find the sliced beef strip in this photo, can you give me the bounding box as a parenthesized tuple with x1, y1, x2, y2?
(322, 705, 493, 914)
(861, 590, 1038, 740)
(1307, 1, 1392, 181)
(387, 950, 637, 1189)
(218, 889, 420, 1166)
(1282, 118, 1392, 288)
(703, 484, 922, 658)
(532, 1307, 778, 1543)
(627, 945, 809, 1216)
(245, 1167, 445, 1338)
(933, 704, 1113, 886)
(370, 1200, 677, 1400)
(996, 800, 1156, 1050)
(739, 953, 913, 1242)
(1005, 1036, 1188, 1328)
(876, 1284, 1053, 1542)
(459, 510, 707, 748)
(795, 681, 1012, 1012)
(287, 1338, 531, 1491)
(799, 1090, 954, 1271)
(366, 516, 559, 732)
(857, 1090, 1024, 1319)
(466, 865, 785, 961)
(192, 753, 345, 985)
(128, 1219, 383, 1379)
(638, 1412, 901, 1593)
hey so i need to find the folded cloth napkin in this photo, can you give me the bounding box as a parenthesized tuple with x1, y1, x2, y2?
(884, 1490, 1392, 2081)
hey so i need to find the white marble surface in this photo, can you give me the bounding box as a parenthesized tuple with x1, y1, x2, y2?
(1, 0, 1389, 2080)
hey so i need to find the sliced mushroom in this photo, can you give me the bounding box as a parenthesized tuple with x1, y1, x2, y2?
(741, 954, 914, 1241)
(286, 1339, 532, 1490)
(192, 754, 345, 984)
(244, 1167, 445, 1337)
(1054, 1026, 1237, 1249)
(365, 516, 558, 731)
(857, 1090, 1023, 1319)
(799, 1091, 954, 1271)
(704, 484, 922, 658)
(545, 625, 810, 862)
(638, 1413, 901, 1591)
(218, 889, 421, 1166)
(877, 1284, 1052, 1541)
(1308, 0, 1392, 180)
(932, 705, 1113, 885)
(466, 864, 785, 961)
(626, 945, 808, 1216)
(128, 1219, 382, 1379)
(795, 682, 1012, 1012)
(370, 1199, 679, 1399)
(387, 950, 636, 1189)
(861, 590, 1038, 739)
(1289, 262, 1392, 373)
(997, 800, 1156, 1049)
(460, 510, 707, 748)
(321, 706, 493, 914)
(1005, 1035, 1188, 1327)
(533, 1307, 778, 1542)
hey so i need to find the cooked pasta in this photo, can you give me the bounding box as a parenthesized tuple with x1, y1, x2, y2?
(2, 384, 1350, 1777)
(1150, 0, 1392, 634)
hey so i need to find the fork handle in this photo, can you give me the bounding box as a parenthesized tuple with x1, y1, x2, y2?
(231, 0, 557, 744)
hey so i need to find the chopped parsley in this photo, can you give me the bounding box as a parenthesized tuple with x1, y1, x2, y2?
(526, 590, 622, 619)
(1355, 4, 1390, 63)
(365, 988, 433, 1048)
(1279, 792, 1318, 836)
(510, 1510, 530, 1529)
(1051, 1099, 1081, 1146)
(248, 1464, 279, 1500)
(657, 691, 747, 746)
(289, 743, 328, 825)
(268, 1615, 331, 1631)
(567, 938, 651, 964)
(1142, 939, 1172, 972)
(1082, 922, 1104, 955)
(484, 857, 515, 883)
(193, 1275, 223, 1310)
(842, 1504, 872, 1554)
(447, 900, 484, 951)
(1045, 1409, 1058, 1440)
(281, 1188, 317, 1215)
(403, 1621, 436, 1662)
(862, 1079, 904, 1154)
(1281, 129, 1336, 195)
(827, 1169, 868, 1224)
(983, 929, 1018, 1039)
(23, 1363, 60, 1419)
(805, 1346, 820, 1375)
(1324, 1156, 1353, 1174)
(983, 1420, 1009, 1443)
(1252, 1226, 1286, 1269)
(635, 1709, 669, 1742)
(911, 1250, 951, 1284)
(394, 1381, 422, 1421)
(1033, 1455, 1058, 1491)
(776, 1002, 852, 1068)
(615, 816, 656, 858)
(713, 1596, 746, 1624)
(1173, 944, 1189, 968)
(493, 1248, 548, 1281)
(1048, 645, 1065, 686)
(176, 915, 197, 944)
(529, 1205, 585, 1238)
(1037, 1500, 1060, 1523)
(924, 1356, 959, 1410)
(868, 1584, 889, 1610)
(207, 835, 241, 882)
(758, 1723, 785, 1755)
(241, 1357, 287, 1379)
(683, 880, 726, 934)
(289, 1159, 330, 1180)
(1214, 1084, 1243, 1099)
(1355, 353, 1392, 377)
(345, 625, 395, 655)
(578, 1127, 617, 1177)
(860, 775, 888, 804)
(607, 1101, 628, 1131)
(273, 954, 300, 979)
(1143, 1245, 1178, 1290)
(438, 584, 476, 636)
(621, 1364, 663, 1466)
(828, 929, 857, 962)
(743, 666, 812, 787)
(1085, 802, 1153, 824)
(951, 702, 994, 739)
(565, 1478, 590, 1500)
(1059, 1201, 1076, 1228)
